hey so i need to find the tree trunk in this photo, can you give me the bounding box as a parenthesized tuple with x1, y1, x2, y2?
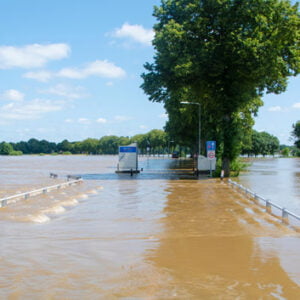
(222, 157, 231, 177)
(221, 113, 238, 177)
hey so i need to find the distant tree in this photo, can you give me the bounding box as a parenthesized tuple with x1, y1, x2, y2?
(118, 136, 131, 147)
(80, 138, 100, 154)
(13, 141, 30, 154)
(57, 139, 73, 153)
(147, 129, 167, 154)
(99, 136, 119, 154)
(131, 134, 149, 154)
(281, 147, 290, 157)
(0, 142, 14, 155)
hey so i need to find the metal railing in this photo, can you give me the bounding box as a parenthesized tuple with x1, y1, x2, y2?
(228, 179, 300, 225)
(0, 178, 83, 208)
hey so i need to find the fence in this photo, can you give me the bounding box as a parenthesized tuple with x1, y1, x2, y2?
(228, 179, 300, 225)
(0, 178, 83, 208)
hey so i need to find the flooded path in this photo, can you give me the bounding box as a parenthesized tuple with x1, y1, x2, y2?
(0, 156, 299, 299)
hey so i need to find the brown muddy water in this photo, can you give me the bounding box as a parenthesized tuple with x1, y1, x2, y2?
(0, 155, 299, 299)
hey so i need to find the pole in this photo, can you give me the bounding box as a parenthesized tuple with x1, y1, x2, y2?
(198, 104, 201, 156)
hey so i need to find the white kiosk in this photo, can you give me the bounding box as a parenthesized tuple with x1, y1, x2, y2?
(198, 141, 217, 174)
(116, 143, 140, 174)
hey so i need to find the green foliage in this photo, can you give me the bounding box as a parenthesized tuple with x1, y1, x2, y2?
(295, 149, 300, 157)
(141, 0, 300, 176)
(281, 147, 290, 157)
(13, 138, 57, 154)
(292, 121, 300, 148)
(0, 130, 169, 156)
(241, 129, 280, 156)
(214, 157, 249, 177)
(9, 150, 23, 156)
(0, 142, 14, 155)
(61, 151, 72, 155)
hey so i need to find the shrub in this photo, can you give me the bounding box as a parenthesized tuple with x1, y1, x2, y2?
(214, 157, 249, 177)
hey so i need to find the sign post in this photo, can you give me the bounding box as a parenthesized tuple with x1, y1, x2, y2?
(206, 141, 216, 177)
(116, 143, 140, 174)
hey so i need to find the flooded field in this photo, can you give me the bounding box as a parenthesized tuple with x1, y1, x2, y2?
(0, 155, 299, 299)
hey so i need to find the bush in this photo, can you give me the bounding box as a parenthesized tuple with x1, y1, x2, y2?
(9, 150, 23, 156)
(294, 149, 300, 157)
(62, 151, 72, 155)
(281, 147, 290, 157)
(214, 158, 249, 177)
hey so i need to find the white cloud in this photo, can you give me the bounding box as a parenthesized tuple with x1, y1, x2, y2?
(292, 102, 300, 109)
(96, 118, 107, 124)
(2, 89, 24, 101)
(0, 43, 70, 69)
(268, 106, 283, 112)
(106, 81, 114, 87)
(40, 84, 87, 99)
(114, 115, 132, 122)
(24, 60, 126, 82)
(139, 125, 148, 129)
(57, 60, 126, 79)
(78, 118, 90, 124)
(113, 23, 154, 46)
(23, 70, 53, 82)
(0, 98, 64, 120)
(64, 118, 73, 123)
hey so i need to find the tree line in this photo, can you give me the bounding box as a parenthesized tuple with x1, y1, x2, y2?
(0, 129, 169, 155)
(241, 130, 280, 157)
(2, 127, 298, 157)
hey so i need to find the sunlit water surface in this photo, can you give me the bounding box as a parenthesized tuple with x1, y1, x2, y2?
(0, 155, 299, 299)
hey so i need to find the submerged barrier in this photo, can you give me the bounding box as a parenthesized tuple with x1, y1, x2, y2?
(0, 178, 83, 208)
(228, 179, 300, 225)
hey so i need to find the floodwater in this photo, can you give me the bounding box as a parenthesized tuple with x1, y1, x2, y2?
(238, 157, 300, 215)
(0, 155, 299, 299)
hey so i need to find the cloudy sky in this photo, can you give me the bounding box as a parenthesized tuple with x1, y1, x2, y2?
(0, 0, 299, 145)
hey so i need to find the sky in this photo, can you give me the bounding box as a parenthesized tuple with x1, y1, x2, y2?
(0, 0, 299, 145)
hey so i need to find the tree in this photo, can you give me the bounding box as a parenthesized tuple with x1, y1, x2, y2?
(0, 142, 14, 155)
(99, 136, 119, 154)
(292, 121, 300, 148)
(141, 0, 300, 176)
(57, 139, 73, 153)
(281, 147, 290, 156)
(81, 138, 100, 154)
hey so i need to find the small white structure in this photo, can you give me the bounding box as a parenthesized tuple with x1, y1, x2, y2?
(198, 155, 216, 171)
(116, 143, 139, 174)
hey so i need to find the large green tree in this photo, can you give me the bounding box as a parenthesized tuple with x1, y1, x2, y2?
(141, 0, 300, 176)
(292, 120, 300, 148)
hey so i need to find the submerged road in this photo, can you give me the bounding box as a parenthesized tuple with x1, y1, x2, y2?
(0, 155, 299, 299)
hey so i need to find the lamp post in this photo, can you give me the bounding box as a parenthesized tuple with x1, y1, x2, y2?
(180, 101, 201, 156)
(168, 140, 174, 157)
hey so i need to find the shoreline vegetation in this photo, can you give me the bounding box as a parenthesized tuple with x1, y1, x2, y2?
(0, 128, 299, 159)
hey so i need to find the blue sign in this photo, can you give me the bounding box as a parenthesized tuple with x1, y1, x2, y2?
(206, 141, 216, 151)
(120, 146, 137, 153)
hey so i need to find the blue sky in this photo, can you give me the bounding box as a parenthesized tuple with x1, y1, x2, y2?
(0, 0, 299, 145)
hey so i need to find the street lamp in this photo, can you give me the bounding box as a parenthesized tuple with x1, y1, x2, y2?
(180, 101, 201, 156)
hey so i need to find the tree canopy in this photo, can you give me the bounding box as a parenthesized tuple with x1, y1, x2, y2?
(141, 0, 300, 176)
(292, 120, 300, 148)
(4, 130, 169, 155)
